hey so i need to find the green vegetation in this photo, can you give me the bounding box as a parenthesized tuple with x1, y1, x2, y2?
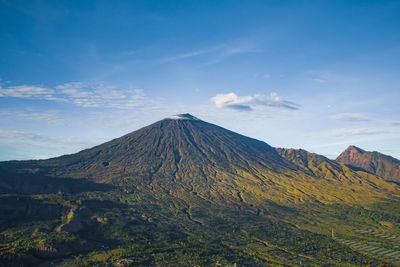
(0, 188, 394, 266)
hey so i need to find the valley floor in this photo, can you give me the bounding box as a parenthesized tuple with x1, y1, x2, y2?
(1, 188, 399, 266)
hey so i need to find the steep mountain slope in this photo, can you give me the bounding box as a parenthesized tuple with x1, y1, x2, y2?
(1, 115, 397, 208)
(337, 145, 400, 183)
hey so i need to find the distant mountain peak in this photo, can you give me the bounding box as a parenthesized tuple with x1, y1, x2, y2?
(165, 113, 200, 120)
(337, 145, 400, 182)
(346, 145, 365, 153)
(337, 145, 365, 162)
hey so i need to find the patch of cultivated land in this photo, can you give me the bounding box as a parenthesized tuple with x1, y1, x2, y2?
(337, 229, 400, 265)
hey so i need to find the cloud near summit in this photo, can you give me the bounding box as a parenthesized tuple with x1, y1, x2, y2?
(210, 92, 300, 111)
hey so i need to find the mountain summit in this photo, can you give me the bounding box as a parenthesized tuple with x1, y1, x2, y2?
(165, 113, 200, 120)
(336, 145, 366, 162)
(337, 145, 400, 183)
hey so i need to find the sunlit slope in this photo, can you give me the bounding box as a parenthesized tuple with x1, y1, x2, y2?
(337, 145, 400, 183)
(2, 115, 398, 209)
(274, 147, 399, 204)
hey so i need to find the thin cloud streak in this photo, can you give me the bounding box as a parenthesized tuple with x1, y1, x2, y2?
(0, 128, 105, 155)
(330, 113, 370, 122)
(158, 46, 221, 63)
(0, 84, 55, 99)
(0, 81, 159, 109)
(328, 128, 390, 137)
(158, 39, 263, 65)
(0, 110, 65, 126)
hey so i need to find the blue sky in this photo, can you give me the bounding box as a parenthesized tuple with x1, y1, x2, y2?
(1, 0, 400, 160)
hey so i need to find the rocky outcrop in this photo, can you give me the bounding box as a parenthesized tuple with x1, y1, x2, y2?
(56, 207, 92, 233)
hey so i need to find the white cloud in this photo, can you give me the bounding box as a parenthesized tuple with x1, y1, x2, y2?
(0, 81, 158, 109)
(263, 73, 270, 79)
(210, 92, 300, 111)
(211, 93, 253, 111)
(330, 113, 369, 122)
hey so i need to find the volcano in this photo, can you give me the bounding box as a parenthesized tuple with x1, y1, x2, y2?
(1, 114, 399, 266)
(1, 114, 396, 206)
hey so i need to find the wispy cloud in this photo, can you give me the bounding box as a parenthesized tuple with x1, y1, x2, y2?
(210, 92, 300, 111)
(0, 128, 104, 156)
(158, 39, 263, 65)
(0, 110, 65, 125)
(330, 113, 370, 122)
(263, 73, 271, 79)
(56, 82, 154, 109)
(308, 71, 360, 85)
(0, 84, 55, 99)
(158, 46, 220, 63)
(0, 81, 158, 109)
(328, 128, 390, 137)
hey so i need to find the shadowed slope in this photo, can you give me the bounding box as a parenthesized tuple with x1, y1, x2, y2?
(337, 145, 400, 183)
